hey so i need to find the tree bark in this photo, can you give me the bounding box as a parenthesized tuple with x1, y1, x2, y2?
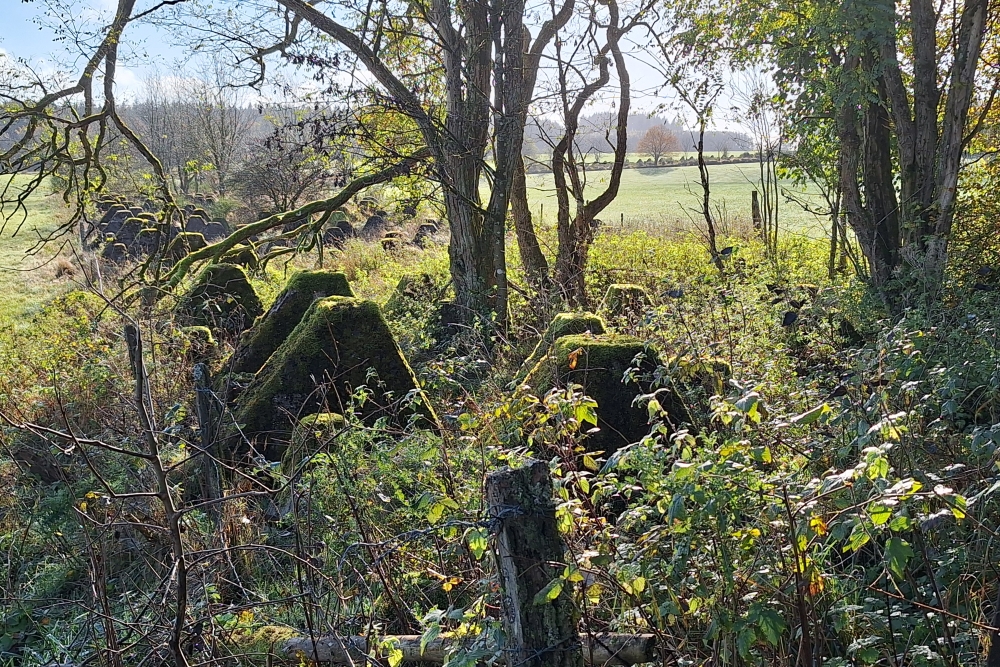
(552, 0, 631, 306)
(696, 120, 723, 272)
(511, 155, 550, 285)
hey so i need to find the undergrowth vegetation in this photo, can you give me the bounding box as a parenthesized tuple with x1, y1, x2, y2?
(2, 216, 1000, 667)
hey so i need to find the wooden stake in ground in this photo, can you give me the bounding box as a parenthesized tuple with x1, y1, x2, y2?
(486, 459, 583, 667)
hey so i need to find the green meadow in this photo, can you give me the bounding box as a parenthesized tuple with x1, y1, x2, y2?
(522, 162, 831, 237)
(0, 178, 75, 328)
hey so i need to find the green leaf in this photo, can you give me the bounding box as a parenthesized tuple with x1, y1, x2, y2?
(756, 608, 786, 646)
(466, 528, 488, 560)
(735, 392, 760, 413)
(672, 461, 695, 481)
(533, 578, 564, 605)
(576, 402, 598, 427)
(791, 403, 830, 425)
(844, 524, 871, 553)
(868, 503, 892, 526)
(951, 494, 968, 520)
(867, 456, 889, 480)
(426, 502, 445, 525)
(386, 641, 403, 667)
(420, 623, 441, 656)
(885, 537, 913, 579)
(667, 493, 687, 522)
(888, 515, 913, 532)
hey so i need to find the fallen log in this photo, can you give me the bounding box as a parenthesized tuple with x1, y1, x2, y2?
(278, 632, 657, 666)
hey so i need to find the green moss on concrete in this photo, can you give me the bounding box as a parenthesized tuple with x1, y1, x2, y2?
(514, 312, 606, 385)
(229, 270, 354, 374)
(179, 325, 218, 363)
(384, 273, 445, 316)
(221, 244, 259, 271)
(175, 263, 263, 334)
(282, 412, 347, 468)
(231, 296, 438, 451)
(550, 334, 660, 454)
(600, 283, 651, 319)
(166, 232, 208, 262)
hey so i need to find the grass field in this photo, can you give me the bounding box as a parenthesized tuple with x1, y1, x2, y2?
(522, 162, 831, 238)
(0, 164, 831, 326)
(0, 178, 75, 328)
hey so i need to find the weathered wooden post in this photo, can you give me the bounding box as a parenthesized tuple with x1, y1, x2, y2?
(486, 459, 583, 667)
(193, 363, 221, 508)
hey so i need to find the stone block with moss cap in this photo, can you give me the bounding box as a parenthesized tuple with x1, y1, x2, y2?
(179, 325, 218, 364)
(220, 243, 259, 271)
(514, 311, 606, 385)
(175, 263, 263, 335)
(281, 412, 347, 469)
(599, 283, 651, 319)
(383, 273, 447, 317)
(552, 334, 659, 454)
(231, 296, 439, 452)
(229, 270, 354, 374)
(165, 231, 208, 262)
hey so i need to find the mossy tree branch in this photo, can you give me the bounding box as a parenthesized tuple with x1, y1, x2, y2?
(164, 150, 429, 288)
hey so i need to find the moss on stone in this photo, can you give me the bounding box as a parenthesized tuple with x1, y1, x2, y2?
(231, 296, 438, 451)
(165, 232, 208, 262)
(384, 273, 445, 317)
(175, 263, 263, 335)
(229, 270, 355, 374)
(600, 283, 651, 319)
(282, 412, 347, 468)
(544, 334, 661, 454)
(514, 312, 606, 385)
(179, 325, 218, 363)
(221, 244, 259, 271)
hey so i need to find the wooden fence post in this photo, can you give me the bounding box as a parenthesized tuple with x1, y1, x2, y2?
(486, 459, 583, 667)
(193, 363, 221, 510)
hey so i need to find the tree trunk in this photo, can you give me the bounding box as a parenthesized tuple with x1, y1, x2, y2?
(696, 121, 723, 272)
(861, 75, 902, 294)
(552, 0, 630, 306)
(511, 155, 550, 286)
(751, 189, 763, 236)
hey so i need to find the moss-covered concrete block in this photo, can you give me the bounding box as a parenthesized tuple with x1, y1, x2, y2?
(229, 270, 354, 374)
(600, 283, 651, 319)
(548, 334, 660, 454)
(179, 325, 218, 363)
(175, 263, 263, 334)
(221, 244, 259, 271)
(282, 412, 347, 468)
(166, 232, 208, 262)
(514, 312, 606, 385)
(231, 296, 438, 449)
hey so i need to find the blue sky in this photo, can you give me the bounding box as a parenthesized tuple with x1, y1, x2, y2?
(0, 1, 742, 126)
(2, 2, 66, 61)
